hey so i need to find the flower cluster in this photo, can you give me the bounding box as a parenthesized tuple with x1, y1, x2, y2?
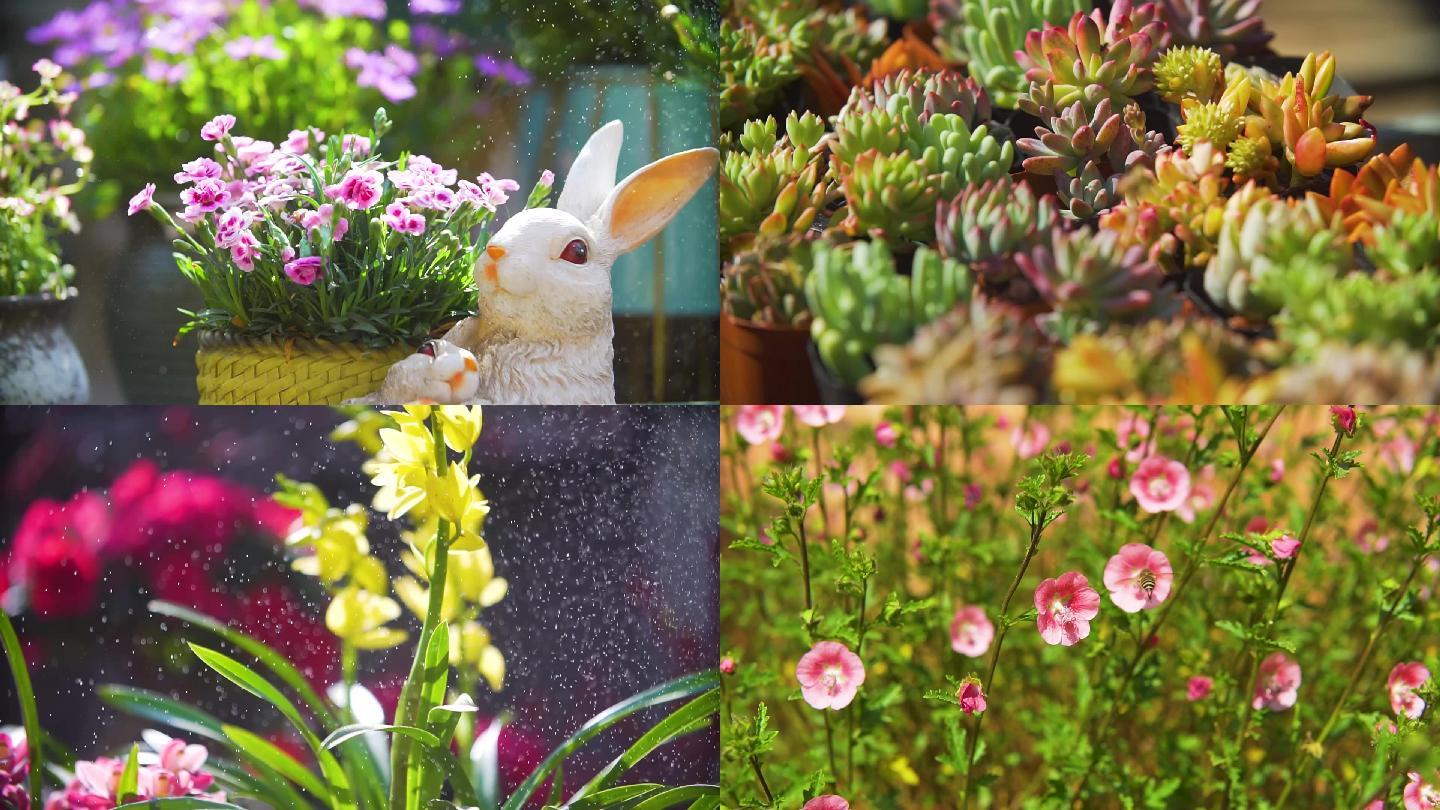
(0, 733, 27, 810)
(719, 0, 1440, 403)
(0, 61, 91, 297)
(131, 113, 543, 345)
(46, 736, 223, 809)
(27, 0, 528, 204)
(721, 405, 1440, 806)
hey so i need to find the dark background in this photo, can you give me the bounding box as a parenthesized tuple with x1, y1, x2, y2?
(0, 405, 719, 794)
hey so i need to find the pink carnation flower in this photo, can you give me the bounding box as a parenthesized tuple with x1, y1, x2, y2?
(1408, 772, 1440, 810)
(802, 796, 850, 810)
(735, 406, 784, 445)
(173, 157, 222, 184)
(229, 231, 259, 272)
(795, 640, 864, 710)
(127, 183, 155, 216)
(382, 202, 426, 234)
(949, 605, 994, 657)
(1388, 661, 1430, 719)
(1252, 652, 1302, 711)
(1034, 571, 1101, 647)
(1102, 543, 1173, 613)
(1129, 456, 1191, 513)
(179, 177, 230, 213)
(958, 678, 987, 715)
(200, 114, 236, 142)
(792, 405, 846, 427)
(1186, 675, 1213, 701)
(326, 168, 384, 210)
(284, 256, 323, 286)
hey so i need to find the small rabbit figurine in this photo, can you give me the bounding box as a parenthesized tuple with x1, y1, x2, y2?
(365, 121, 718, 404)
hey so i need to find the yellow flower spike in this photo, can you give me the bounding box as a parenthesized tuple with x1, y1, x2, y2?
(450, 548, 507, 606)
(326, 586, 408, 649)
(289, 505, 371, 585)
(450, 620, 492, 666)
(426, 461, 483, 528)
(478, 643, 505, 692)
(392, 575, 431, 620)
(436, 406, 483, 453)
(352, 555, 390, 595)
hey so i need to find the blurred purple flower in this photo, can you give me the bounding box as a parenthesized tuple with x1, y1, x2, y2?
(299, 0, 387, 19)
(224, 35, 286, 61)
(475, 53, 531, 86)
(142, 57, 190, 84)
(410, 0, 462, 14)
(411, 22, 468, 57)
(346, 45, 420, 102)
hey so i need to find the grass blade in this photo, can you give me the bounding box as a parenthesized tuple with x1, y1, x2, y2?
(99, 686, 228, 743)
(222, 724, 332, 800)
(563, 783, 662, 809)
(501, 670, 719, 810)
(571, 688, 719, 800)
(321, 724, 441, 751)
(117, 744, 140, 801)
(114, 800, 252, 809)
(0, 611, 43, 807)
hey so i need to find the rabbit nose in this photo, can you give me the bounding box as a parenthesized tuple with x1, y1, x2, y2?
(485, 244, 507, 261)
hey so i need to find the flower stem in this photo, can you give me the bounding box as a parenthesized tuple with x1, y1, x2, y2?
(750, 755, 776, 806)
(960, 519, 1044, 809)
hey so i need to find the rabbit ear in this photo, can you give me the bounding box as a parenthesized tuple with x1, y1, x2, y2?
(592, 147, 718, 255)
(555, 120, 624, 222)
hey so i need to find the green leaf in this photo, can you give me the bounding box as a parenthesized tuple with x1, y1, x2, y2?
(501, 670, 720, 810)
(564, 783, 662, 809)
(151, 601, 336, 727)
(113, 795, 253, 801)
(571, 689, 719, 799)
(631, 785, 719, 810)
(99, 686, 228, 743)
(0, 611, 44, 806)
(222, 724, 332, 800)
(117, 744, 140, 802)
(321, 723, 442, 751)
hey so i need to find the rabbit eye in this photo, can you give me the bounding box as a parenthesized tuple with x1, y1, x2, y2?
(559, 239, 589, 265)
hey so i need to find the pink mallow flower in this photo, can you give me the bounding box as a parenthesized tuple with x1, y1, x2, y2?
(875, 421, 898, 448)
(949, 605, 994, 658)
(1187, 675, 1213, 701)
(795, 641, 864, 710)
(1129, 456, 1191, 514)
(1012, 421, 1051, 459)
(792, 405, 845, 427)
(1330, 405, 1358, 436)
(802, 797, 850, 810)
(1035, 571, 1101, 647)
(325, 168, 384, 210)
(1388, 661, 1430, 719)
(1102, 543, 1173, 613)
(1252, 652, 1302, 711)
(958, 677, 987, 715)
(719, 656, 735, 675)
(735, 405, 785, 445)
(127, 183, 155, 216)
(1271, 534, 1300, 560)
(199, 114, 236, 142)
(1408, 772, 1440, 810)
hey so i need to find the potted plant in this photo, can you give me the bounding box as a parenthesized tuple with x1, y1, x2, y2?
(27, 0, 527, 402)
(0, 59, 92, 404)
(130, 109, 546, 404)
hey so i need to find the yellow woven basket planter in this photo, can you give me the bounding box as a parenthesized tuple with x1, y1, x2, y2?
(195, 333, 412, 404)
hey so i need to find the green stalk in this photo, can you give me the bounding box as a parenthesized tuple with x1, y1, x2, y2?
(0, 611, 42, 807)
(388, 413, 454, 810)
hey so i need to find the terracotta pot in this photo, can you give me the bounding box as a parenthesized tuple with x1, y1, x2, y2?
(0, 289, 90, 404)
(719, 312, 820, 404)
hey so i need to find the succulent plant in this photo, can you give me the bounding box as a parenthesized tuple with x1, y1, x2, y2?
(1264, 259, 1440, 356)
(1320, 146, 1439, 245)
(838, 69, 992, 129)
(832, 101, 1014, 241)
(719, 19, 801, 131)
(1369, 207, 1440, 275)
(860, 298, 1048, 403)
(1058, 162, 1124, 219)
(1264, 342, 1440, 404)
(1153, 45, 1225, 104)
(719, 113, 837, 250)
(805, 240, 972, 386)
(1176, 102, 1242, 154)
(1231, 52, 1375, 184)
(1015, 0, 1171, 114)
(1117, 141, 1232, 266)
(1051, 318, 1266, 402)
(936, 175, 1061, 300)
(1203, 189, 1349, 320)
(1224, 134, 1279, 185)
(929, 0, 1087, 108)
(1014, 226, 1180, 335)
(1156, 0, 1273, 59)
(863, 0, 928, 22)
(721, 235, 818, 327)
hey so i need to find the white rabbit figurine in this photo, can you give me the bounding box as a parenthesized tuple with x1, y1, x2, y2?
(364, 121, 718, 405)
